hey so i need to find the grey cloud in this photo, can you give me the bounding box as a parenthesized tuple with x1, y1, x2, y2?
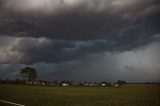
(0, 33, 159, 65)
(124, 66, 134, 71)
(1, 42, 160, 82)
(3, 42, 160, 82)
(0, 0, 159, 41)
(0, 63, 24, 79)
(10, 37, 115, 64)
(0, 36, 21, 64)
(0, 0, 160, 82)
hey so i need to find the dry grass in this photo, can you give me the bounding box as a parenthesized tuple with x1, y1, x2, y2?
(0, 84, 160, 106)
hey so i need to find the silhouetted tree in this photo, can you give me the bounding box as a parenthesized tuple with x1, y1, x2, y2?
(54, 80, 58, 86)
(101, 81, 107, 84)
(20, 67, 37, 83)
(116, 80, 126, 86)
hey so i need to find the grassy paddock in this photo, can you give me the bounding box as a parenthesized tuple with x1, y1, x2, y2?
(0, 84, 160, 106)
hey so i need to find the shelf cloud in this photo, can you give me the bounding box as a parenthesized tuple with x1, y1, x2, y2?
(0, 0, 160, 82)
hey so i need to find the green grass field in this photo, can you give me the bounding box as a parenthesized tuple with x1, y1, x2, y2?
(0, 84, 160, 106)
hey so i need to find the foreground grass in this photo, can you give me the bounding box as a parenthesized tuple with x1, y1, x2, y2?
(0, 84, 160, 106)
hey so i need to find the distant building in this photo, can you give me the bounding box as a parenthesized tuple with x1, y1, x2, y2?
(89, 83, 97, 87)
(102, 84, 106, 86)
(114, 84, 119, 87)
(33, 82, 38, 85)
(62, 83, 69, 86)
(50, 82, 55, 86)
(42, 82, 46, 85)
(83, 83, 89, 86)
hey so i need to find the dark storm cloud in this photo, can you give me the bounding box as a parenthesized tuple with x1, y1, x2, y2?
(10, 37, 116, 64)
(0, 0, 159, 40)
(1, 35, 146, 65)
(0, 0, 160, 81)
(33, 43, 160, 82)
(0, 63, 25, 79)
(1, 43, 160, 81)
(8, 34, 160, 65)
(0, 0, 159, 64)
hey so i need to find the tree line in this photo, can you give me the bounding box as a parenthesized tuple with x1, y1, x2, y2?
(0, 67, 128, 86)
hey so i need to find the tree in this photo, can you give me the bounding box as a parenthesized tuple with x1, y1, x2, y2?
(116, 80, 126, 86)
(101, 81, 107, 84)
(20, 67, 37, 83)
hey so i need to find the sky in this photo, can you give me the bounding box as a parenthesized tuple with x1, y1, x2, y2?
(0, 0, 160, 82)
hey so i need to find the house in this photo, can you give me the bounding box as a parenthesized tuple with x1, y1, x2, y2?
(102, 84, 106, 86)
(50, 82, 55, 86)
(33, 82, 38, 85)
(62, 83, 69, 86)
(89, 83, 96, 87)
(42, 82, 45, 85)
(114, 84, 119, 87)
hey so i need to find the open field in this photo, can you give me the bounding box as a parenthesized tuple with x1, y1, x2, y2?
(0, 84, 160, 106)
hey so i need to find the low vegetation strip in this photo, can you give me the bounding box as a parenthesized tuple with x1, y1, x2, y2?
(0, 99, 25, 106)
